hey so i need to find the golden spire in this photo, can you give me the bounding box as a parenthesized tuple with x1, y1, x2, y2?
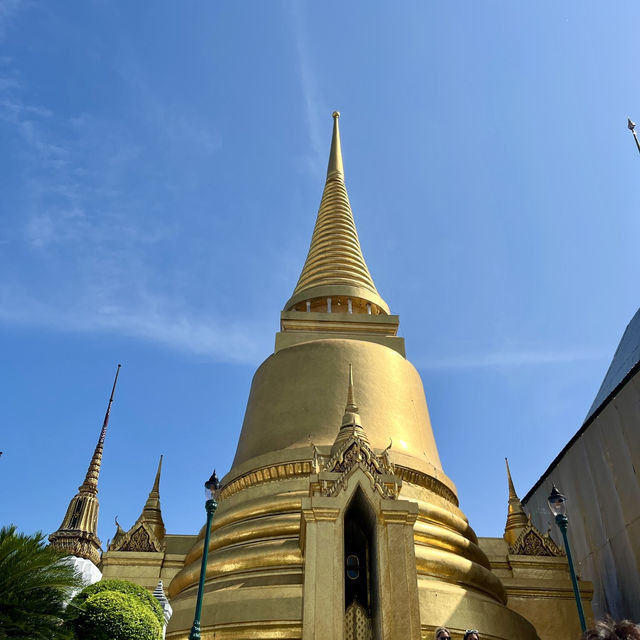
(79, 364, 121, 495)
(503, 458, 530, 546)
(332, 365, 368, 455)
(138, 455, 166, 542)
(284, 112, 389, 314)
(49, 364, 121, 566)
(106, 456, 166, 552)
(342, 363, 360, 425)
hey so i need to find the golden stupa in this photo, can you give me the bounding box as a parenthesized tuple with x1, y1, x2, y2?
(163, 113, 542, 639)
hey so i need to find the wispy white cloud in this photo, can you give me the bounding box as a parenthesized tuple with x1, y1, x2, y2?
(0, 285, 269, 364)
(0, 0, 25, 41)
(0, 48, 256, 364)
(416, 348, 607, 371)
(286, 3, 326, 174)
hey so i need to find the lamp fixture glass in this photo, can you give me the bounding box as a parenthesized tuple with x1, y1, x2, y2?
(547, 484, 567, 517)
(204, 469, 220, 500)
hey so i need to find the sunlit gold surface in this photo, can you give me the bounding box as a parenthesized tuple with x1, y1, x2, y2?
(164, 114, 548, 639)
(147, 114, 594, 638)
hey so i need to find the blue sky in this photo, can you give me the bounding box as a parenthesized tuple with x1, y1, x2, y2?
(1, 2, 639, 545)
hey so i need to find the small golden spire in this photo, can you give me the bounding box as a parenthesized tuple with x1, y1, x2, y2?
(79, 364, 121, 495)
(504, 458, 530, 547)
(139, 454, 166, 542)
(506, 457, 518, 501)
(345, 363, 358, 414)
(331, 365, 369, 456)
(284, 112, 389, 314)
(341, 364, 362, 428)
(144, 454, 163, 512)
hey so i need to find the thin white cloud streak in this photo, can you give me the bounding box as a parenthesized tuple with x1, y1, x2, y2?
(286, 3, 326, 174)
(0, 78, 262, 364)
(416, 349, 607, 371)
(0, 287, 269, 365)
(0, 0, 25, 41)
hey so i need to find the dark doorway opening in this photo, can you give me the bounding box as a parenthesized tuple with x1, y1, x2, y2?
(344, 487, 377, 616)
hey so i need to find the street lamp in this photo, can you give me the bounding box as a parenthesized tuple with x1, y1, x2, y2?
(548, 484, 587, 632)
(189, 470, 220, 640)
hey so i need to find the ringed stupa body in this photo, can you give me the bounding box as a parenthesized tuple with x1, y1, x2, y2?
(167, 114, 540, 639)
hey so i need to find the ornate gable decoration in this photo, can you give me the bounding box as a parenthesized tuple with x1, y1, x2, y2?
(310, 364, 402, 500)
(108, 520, 164, 553)
(510, 522, 564, 557)
(311, 436, 400, 500)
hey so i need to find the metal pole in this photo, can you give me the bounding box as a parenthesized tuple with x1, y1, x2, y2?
(629, 118, 640, 155)
(555, 514, 587, 632)
(189, 498, 217, 640)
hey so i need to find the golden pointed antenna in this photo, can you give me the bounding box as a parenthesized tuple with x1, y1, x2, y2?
(628, 118, 640, 154)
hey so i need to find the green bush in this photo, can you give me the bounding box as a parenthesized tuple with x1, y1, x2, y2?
(71, 590, 162, 640)
(71, 578, 164, 626)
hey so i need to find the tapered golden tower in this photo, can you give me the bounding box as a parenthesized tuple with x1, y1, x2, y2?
(167, 115, 540, 639)
(49, 364, 121, 566)
(108, 455, 167, 553)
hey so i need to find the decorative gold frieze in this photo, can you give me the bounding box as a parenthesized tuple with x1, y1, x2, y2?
(219, 460, 313, 499)
(394, 465, 459, 506)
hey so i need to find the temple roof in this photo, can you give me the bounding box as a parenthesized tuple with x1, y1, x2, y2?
(284, 112, 389, 314)
(584, 306, 640, 423)
(523, 307, 640, 504)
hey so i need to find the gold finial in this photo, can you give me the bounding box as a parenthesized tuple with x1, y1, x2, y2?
(341, 364, 362, 429)
(327, 110, 344, 178)
(146, 454, 163, 507)
(505, 457, 518, 501)
(346, 363, 358, 414)
(133, 455, 166, 544)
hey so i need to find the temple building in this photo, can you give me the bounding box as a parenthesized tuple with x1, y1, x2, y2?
(55, 113, 598, 639)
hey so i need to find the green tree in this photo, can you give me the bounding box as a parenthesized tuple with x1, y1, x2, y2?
(0, 525, 83, 640)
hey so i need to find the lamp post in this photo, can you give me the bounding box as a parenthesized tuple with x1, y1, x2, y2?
(189, 470, 220, 640)
(548, 484, 587, 633)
